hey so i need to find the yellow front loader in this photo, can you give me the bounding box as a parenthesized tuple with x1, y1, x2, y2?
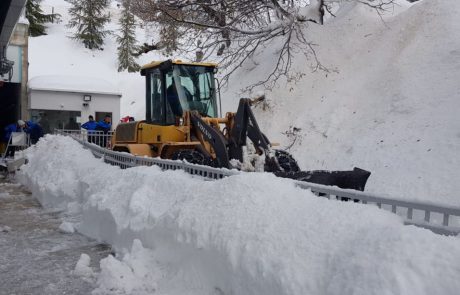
(112, 60, 371, 191)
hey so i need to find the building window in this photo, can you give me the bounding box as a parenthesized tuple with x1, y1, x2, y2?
(95, 112, 112, 123)
(30, 110, 82, 133)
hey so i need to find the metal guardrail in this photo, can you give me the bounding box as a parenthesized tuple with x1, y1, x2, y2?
(294, 181, 460, 236)
(57, 129, 114, 149)
(56, 130, 237, 180)
(55, 129, 460, 236)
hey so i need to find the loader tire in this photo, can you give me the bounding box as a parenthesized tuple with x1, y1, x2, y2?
(171, 149, 210, 166)
(275, 150, 300, 173)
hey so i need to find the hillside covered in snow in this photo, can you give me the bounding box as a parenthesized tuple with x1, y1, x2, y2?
(224, 0, 460, 204)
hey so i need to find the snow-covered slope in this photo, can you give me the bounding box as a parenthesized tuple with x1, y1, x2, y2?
(18, 135, 460, 295)
(224, 0, 460, 205)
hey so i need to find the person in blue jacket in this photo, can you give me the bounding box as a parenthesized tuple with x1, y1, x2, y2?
(81, 115, 98, 143)
(3, 122, 20, 157)
(96, 114, 112, 132)
(3, 122, 19, 143)
(18, 120, 43, 145)
(95, 114, 112, 147)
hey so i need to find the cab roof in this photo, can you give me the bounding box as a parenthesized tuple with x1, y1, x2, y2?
(141, 59, 218, 71)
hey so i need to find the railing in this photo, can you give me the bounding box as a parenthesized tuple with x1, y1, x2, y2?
(55, 129, 460, 236)
(57, 129, 114, 149)
(56, 129, 237, 180)
(294, 181, 460, 236)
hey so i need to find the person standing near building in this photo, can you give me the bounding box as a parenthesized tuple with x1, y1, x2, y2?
(95, 114, 112, 147)
(81, 115, 98, 143)
(96, 114, 112, 131)
(2, 121, 20, 157)
(18, 120, 44, 145)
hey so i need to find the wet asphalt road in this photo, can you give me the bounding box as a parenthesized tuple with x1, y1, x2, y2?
(0, 177, 111, 295)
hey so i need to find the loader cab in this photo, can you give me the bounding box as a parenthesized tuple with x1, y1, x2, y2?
(141, 60, 219, 125)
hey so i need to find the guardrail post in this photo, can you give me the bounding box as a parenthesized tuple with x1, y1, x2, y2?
(407, 208, 413, 220)
(391, 205, 397, 213)
(424, 210, 431, 223)
(443, 214, 449, 226)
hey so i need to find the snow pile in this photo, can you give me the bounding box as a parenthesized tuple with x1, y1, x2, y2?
(94, 240, 157, 295)
(73, 253, 94, 278)
(224, 0, 460, 205)
(18, 135, 460, 294)
(59, 221, 75, 233)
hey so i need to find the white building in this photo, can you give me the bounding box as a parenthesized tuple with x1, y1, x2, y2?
(28, 75, 121, 133)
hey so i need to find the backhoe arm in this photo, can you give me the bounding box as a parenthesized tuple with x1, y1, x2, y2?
(228, 98, 282, 172)
(189, 111, 230, 168)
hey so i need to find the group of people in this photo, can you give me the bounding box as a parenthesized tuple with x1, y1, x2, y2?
(81, 114, 112, 147)
(2, 120, 44, 158)
(2, 114, 113, 158)
(4, 120, 44, 144)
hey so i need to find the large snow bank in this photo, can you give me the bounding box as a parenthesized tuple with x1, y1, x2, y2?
(18, 135, 460, 294)
(224, 0, 460, 205)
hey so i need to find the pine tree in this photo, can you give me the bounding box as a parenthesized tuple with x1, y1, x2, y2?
(25, 0, 56, 37)
(66, 0, 110, 50)
(117, 0, 140, 72)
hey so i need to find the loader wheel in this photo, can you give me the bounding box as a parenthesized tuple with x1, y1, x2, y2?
(275, 150, 300, 173)
(171, 149, 210, 166)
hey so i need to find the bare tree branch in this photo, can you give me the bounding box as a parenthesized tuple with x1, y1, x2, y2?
(131, 0, 394, 88)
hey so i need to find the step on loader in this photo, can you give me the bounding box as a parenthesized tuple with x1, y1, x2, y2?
(112, 60, 371, 191)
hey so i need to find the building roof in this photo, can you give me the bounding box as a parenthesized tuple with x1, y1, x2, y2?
(28, 75, 122, 96)
(141, 59, 218, 71)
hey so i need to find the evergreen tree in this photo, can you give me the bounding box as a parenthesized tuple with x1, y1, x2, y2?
(66, 0, 110, 50)
(25, 0, 57, 37)
(117, 0, 140, 72)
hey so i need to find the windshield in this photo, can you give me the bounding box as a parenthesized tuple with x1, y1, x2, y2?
(165, 65, 217, 118)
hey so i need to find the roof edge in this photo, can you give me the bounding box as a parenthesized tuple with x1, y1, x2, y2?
(29, 86, 122, 97)
(141, 59, 218, 71)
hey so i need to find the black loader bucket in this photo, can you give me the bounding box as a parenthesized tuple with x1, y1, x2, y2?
(275, 167, 371, 192)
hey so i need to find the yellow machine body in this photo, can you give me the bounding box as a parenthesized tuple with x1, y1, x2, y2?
(112, 59, 225, 160)
(112, 121, 205, 158)
(111, 60, 372, 192)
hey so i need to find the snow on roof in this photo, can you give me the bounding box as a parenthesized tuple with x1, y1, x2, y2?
(28, 75, 122, 96)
